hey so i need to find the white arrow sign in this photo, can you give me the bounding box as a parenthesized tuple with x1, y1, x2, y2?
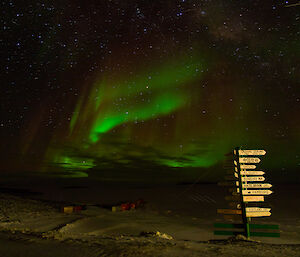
(241, 183, 272, 188)
(243, 195, 264, 202)
(242, 190, 273, 195)
(241, 176, 265, 182)
(246, 207, 271, 212)
(238, 150, 266, 156)
(240, 170, 265, 176)
(240, 165, 256, 169)
(246, 211, 271, 217)
(239, 157, 261, 163)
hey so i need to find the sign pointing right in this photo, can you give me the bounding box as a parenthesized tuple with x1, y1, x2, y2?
(243, 195, 265, 202)
(240, 170, 265, 175)
(238, 150, 266, 156)
(242, 189, 273, 195)
(240, 164, 256, 169)
(239, 157, 261, 163)
(246, 207, 271, 212)
(246, 211, 271, 217)
(241, 176, 265, 182)
(242, 183, 272, 189)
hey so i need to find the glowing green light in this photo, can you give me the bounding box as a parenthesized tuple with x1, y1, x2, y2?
(70, 55, 205, 143)
(90, 92, 187, 142)
(159, 154, 219, 168)
(54, 155, 95, 171)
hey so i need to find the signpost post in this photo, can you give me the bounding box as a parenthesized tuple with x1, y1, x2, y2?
(235, 147, 250, 238)
(214, 147, 280, 239)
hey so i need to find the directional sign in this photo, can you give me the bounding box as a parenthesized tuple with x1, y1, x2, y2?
(239, 157, 261, 163)
(227, 170, 264, 175)
(241, 176, 265, 182)
(241, 183, 272, 189)
(246, 207, 271, 212)
(238, 150, 266, 156)
(240, 170, 265, 176)
(243, 195, 264, 202)
(217, 209, 242, 215)
(246, 211, 271, 217)
(216, 147, 279, 239)
(240, 165, 256, 169)
(242, 190, 272, 195)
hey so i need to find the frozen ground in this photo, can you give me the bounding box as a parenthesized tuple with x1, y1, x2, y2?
(0, 177, 299, 256)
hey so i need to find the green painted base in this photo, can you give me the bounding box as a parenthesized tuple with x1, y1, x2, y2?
(214, 223, 279, 230)
(214, 230, 280, 237)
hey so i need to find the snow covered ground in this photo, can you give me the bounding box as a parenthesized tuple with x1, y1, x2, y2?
(0, 178, 299, 256)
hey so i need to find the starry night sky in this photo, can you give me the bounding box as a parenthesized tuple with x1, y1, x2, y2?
(1, 0, 300, 182)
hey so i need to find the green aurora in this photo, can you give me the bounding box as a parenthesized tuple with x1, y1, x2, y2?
(70, 55, 205, 143)
(44, 51, 297, 177)
(47, 55, 227, 174)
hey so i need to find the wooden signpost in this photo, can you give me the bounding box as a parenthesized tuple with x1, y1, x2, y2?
(242, 183, 272, 188)
(241, 176, 265, 182)
(246, 207, 271, 212)
(240, 164, 256, 169)
(243, 195, 265, 202)
(214, 147, 280, 238)
(242, 190, 272, 195)
(239, 157, 261, 163)
(240, 170, 265, 175)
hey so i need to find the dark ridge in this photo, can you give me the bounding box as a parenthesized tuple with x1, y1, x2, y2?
(0, 187, 42, 196)
(63, 186, 89, 189)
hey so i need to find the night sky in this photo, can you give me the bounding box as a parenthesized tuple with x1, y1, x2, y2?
(1, 0, 299, 182)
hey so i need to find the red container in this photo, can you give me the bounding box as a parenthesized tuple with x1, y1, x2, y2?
(121, 203, 131, 211)
(73, 206, 82, 212)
